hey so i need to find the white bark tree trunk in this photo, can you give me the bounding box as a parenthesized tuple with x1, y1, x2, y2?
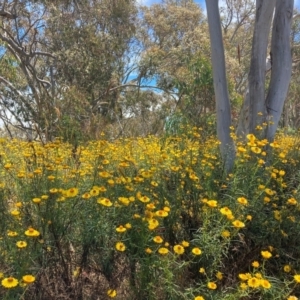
(205, 0, 235, 172)
(266, 0, 294, 141)
(236, 0, 276, 137)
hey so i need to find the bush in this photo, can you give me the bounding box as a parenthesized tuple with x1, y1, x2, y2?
(0, 130, 300, 299)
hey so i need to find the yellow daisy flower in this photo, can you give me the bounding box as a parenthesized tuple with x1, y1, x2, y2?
(1, 277, 19, 288)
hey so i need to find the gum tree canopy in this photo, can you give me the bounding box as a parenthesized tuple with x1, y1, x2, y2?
(205, 0, 294, 171)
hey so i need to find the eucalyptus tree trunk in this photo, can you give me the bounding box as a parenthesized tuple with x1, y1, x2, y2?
(205, 0, 235, 172)
(237, 0, 294, 140)
(236, 0, 276, 138)
(266, 0, 294, 141)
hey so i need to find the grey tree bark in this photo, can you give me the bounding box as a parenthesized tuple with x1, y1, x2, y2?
(236, 0, 276, 137)
(266, 0, 294, 141)
(237, 0, 294, 140)
(205, 0, 235, 172)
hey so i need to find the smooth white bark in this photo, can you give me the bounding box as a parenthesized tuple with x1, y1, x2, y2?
(237, 0, 276, 137)
(205, 0, 235, 172)
(266, 0, 294, 141)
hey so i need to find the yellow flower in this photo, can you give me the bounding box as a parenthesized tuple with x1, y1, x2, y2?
(155, 210, 168, 217)
(173, 244, 185, 255)
(146, 203, 156, 210)
(240, 282, 248, 289)
(153, 236, 163, 244)
(4, 163, 13, 170)
(284, 265, 291, 273)
(66, 187, 79, 198)
(265, 188, 275, 196)
(192, 247, 202, 255)
(97, 197, 112, 207)
(181, 241, 189, 248)
(118, 197, 130, 206)
(216, 272, 223, 280)
(148, 219, 159, 230)
(49, 188, 58, 194)
(158, 247, 169, 255)
(247, 134, 256, 142)
(260, 279, 271, 289)
(25, 227, 40, 237)
(221, 230, 230, 238)
(189, 173, 199, 181)
(134, 176, 144, 183)
(141, 170, 152, 178)
(232, 220, 245, 228)
(99, 171, 111, 178)
(82, 192, 91, 199)
(194, 297, 205, 300)
(239, 273, 251, 281)
(107, 289, 117, 298)
(102, 159, 110, 165)
(115, 242, 126, 252)
(294, 274, 300, 283)
(151, 181, 158, 187)
(287, 296, 298, 300)
(207, 200, 218, 208)
(251, 146, 261, 154)
(57, 196, 66, 202)
(125, 223, 132, 229)
(107, 179, 114, 186)
(237, 197, 248, 206)
(32, 197, 41, 204)
(287, 198, 297, 205)
(226, 213, 235, 220)
(138, 195, 150, 203)
(98, 186, 107, 192)
(255, 272, 262, 279)
(219, 207, 233, 216)
(22, 275, 35, 284)
(119, 161, 130, 167)
(207, 282, 217, 290)
(237, 146, 247, 153)
(252, 261, 259, 268)
(116, 225, 127, 233)
(170, 166, 180, 172)
(16, 241, 27, 248)
(261, 250, 272, 259)
(10, 210, 20, 217)
(7, 230, 18, 237)
(145, 248, 152, 254)
(90, 188, 100, 197)
(279, 152, 286, 158)
(1, 277, 19, 288)
(199, 268, 206, 274)
(247, 277, 260, 288)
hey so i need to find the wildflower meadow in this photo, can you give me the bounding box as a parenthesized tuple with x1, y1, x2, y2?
(1, 127, 300, 299)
